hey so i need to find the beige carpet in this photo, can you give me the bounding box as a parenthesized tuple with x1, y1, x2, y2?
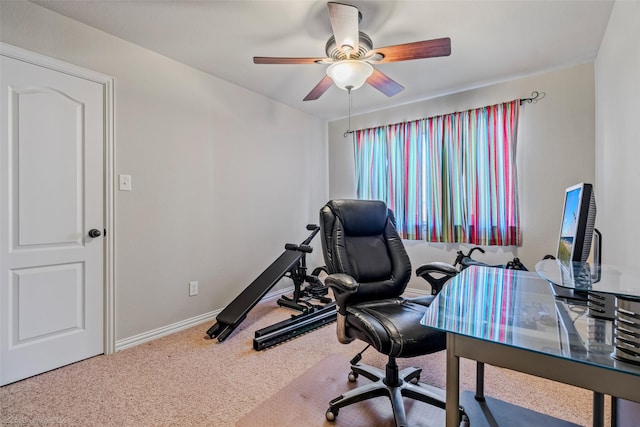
(0, 295, 604, 426)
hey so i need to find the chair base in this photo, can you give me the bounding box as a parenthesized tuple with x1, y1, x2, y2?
(326, 360, 468, 427)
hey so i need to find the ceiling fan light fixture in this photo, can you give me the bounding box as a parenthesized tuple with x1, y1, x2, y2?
(326, 60, 374, 91)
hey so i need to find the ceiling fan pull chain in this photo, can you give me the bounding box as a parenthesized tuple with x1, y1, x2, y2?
(344, 87, 354, 138)
(348, 86, 352, 131)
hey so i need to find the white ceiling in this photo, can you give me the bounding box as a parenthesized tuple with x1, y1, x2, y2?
(30, 0, 614, 120)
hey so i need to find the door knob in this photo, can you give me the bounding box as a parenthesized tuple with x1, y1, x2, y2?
(88, 229, 102, 238)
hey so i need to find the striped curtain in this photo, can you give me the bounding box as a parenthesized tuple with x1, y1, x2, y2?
(354, 100, 521, 246)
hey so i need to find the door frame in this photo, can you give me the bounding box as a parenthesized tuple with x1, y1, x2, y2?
(1, 42, 116, 354)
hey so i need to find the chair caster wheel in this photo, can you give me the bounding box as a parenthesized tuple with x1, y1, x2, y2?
(348, 371, 358, 382)
(326, 408, 338, 421)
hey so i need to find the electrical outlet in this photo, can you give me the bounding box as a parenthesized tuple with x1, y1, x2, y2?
(189, 281, 198, 296)
(119, 174, 132, 191)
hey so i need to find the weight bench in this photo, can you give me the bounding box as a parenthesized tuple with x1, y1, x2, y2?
(206, 249, 305, 342)
(207, 225, 333, 344)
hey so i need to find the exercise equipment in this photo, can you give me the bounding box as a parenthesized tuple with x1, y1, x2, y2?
(276, 254, 330, 313)
(253, 303, 336, 350)
(452, 247, 528, 271)
(416, 247, 528, 297)
(206, 224, 333, 343)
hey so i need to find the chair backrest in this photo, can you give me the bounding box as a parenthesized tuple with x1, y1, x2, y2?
(319, 199, 411, 302)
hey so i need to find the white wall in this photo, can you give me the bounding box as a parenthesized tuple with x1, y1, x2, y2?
(595, 2, 640, 419)
(328, 64, 596, 291)
(0, 1, 328, 341)
(595, 0, 640, 267)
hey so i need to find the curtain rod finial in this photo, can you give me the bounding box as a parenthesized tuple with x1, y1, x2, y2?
(520, 91, 545, 105)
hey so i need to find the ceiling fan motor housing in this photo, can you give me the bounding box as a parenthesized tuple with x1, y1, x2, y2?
(325, 32, 373, 60)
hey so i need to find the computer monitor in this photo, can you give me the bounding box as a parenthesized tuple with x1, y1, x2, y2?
(549, 183, 598, 302)
(556, 182, 597, 269)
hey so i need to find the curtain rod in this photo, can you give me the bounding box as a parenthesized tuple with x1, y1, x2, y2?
(344, 91, 545, 137)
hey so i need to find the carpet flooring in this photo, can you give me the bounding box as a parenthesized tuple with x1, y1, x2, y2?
(0, 295, 605, 426)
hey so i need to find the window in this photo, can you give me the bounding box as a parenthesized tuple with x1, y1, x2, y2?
(354, 100, 520, 245)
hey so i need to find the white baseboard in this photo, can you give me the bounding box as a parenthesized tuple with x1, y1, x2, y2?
(115, 310, 219, 351)
(114, 286, 295, 352)
(115, 286, 430, 352)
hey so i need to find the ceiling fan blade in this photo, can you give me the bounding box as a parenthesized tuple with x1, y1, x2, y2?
(370, 37, 451, 63)
(254, 57, 327, 65)
(328, 2, 360, 55)
(303, 75, 334, 101)
(367, 68, 404, 97)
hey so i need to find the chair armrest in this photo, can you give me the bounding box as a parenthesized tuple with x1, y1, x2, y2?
(415, 261, 457, 276)
(325, 273, 359, 315)
(415, 262, 459, 295)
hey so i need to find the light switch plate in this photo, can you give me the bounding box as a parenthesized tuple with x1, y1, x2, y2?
(119, 174, 132, 191)
(189, 281, 198, 296)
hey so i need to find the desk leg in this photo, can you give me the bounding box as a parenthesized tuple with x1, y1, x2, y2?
(593, 392, 604, 427)
(446, 334, 460, 427)
(475, 362, 485, 401)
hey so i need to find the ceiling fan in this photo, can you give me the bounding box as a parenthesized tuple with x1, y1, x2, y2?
(253, 2, 451, 101)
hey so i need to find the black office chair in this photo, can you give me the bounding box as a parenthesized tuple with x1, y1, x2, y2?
(319, 199, 468, 427)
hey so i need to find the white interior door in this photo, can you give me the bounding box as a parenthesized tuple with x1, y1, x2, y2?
(0, 54, 105, 385)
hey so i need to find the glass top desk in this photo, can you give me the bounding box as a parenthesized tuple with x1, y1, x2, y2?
(535, 258, 640, 298)
(421, 265, 640, 427)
